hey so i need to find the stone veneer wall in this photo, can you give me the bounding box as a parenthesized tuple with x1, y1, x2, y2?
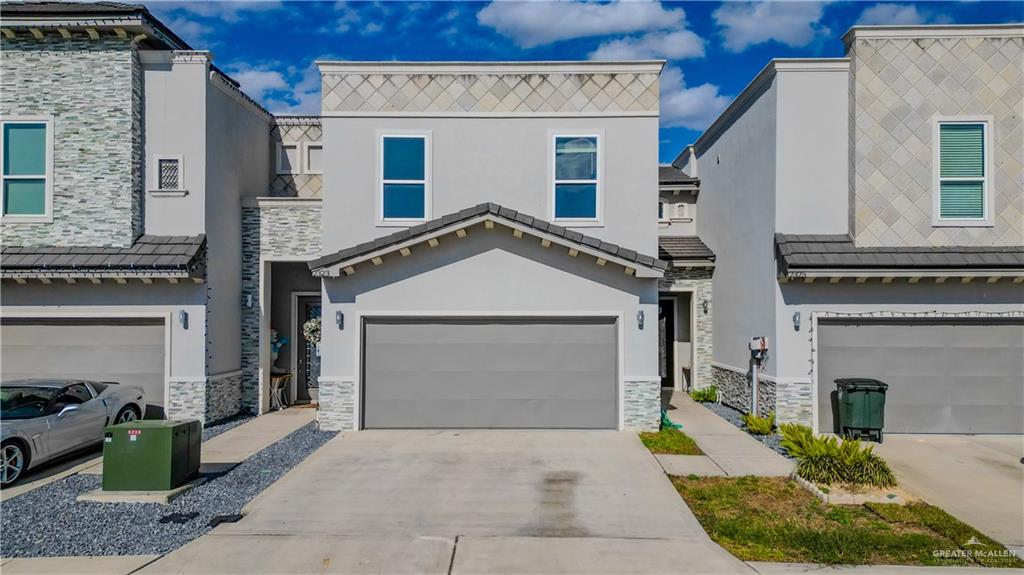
(206, 372, 243, 423)
(775, 379, 814, 427)
(167, 379, 206, 422)
(848, 33, 1023, 247)
(317, 378, 355, 431)
(240, 203, 322, 413)
(658, 268, 713, 389)
(712, 365, 777, 417)
(623, 378, 661, 432)
(0, 35, 142, 248)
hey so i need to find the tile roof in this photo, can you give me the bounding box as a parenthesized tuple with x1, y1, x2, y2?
(309, 203, 668, 274)
(775, 234, 1024, 273)
(1, 235, 207, 279)
(659, 165, 697, 186)
(658, 236, 715, 263)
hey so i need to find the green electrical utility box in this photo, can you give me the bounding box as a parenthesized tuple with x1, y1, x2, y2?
(102, 419, 201, 491)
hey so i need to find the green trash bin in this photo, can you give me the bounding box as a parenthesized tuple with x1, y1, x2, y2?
(835, 378, 888, 443)
(102, 419, 201, 491)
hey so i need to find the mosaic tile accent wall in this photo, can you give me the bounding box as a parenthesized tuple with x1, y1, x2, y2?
(623, 378, 661, 432)
(849, 34, 1023, 247)
(240, 204, 323, 412)
(0, 36, 143, 248)
(659, 268, 714, 389)
(317, 378, 354, 431)
(206, 371, 243, 423)
(775, 379, 813, 427)
(321, 71, 660, 114)
(167, 379, 205, 422)
(269, 118, 322, 198)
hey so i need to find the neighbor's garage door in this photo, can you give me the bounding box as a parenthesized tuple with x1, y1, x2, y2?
(817, 319, 1024, 434)
(362, 318, 617, 429)
(1, 318, 166, 417)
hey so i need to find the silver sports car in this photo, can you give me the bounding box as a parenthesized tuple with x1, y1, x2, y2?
(1, 379, 147, 487)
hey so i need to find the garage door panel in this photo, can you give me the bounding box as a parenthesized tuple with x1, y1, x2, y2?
(818, 321, 1024, 434)
(363, 318, 617, 429)
(1, 323, 166, 411)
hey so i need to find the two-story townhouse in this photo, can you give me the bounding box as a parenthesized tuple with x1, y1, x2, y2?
(245, 61, 669, 431)
(676, 24, 1023, 435)
(0, 2, 272, 423)
(655, 165, 715, 394)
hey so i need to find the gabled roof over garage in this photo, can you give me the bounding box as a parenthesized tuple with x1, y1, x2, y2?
(309, 203, 668, 279)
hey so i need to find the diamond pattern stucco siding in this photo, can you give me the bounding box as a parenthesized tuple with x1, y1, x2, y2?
(269, 119, 323, 198)
(849, 35, 1023, 247)
(321, 72, 660, 114)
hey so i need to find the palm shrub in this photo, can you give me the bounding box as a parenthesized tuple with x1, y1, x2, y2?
(779, 423, 896, 488)
(742, 412, 775, 435)
(690, 385, 718, 403)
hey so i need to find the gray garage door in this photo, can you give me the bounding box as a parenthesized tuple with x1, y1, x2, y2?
(817, 319, 1024, 434)
(1, 319, 166, 418)
(362, 318, 617, 429)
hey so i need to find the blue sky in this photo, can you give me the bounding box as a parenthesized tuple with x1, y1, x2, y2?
(146, 1, 1021, 163)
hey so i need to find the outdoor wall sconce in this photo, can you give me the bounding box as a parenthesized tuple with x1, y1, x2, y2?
(792, 311, 801, 331)
(178, 310, 189, 330)
(336, 311, 344, 330)
(701, 299, 709, 314)
(636, 310, 645, 330)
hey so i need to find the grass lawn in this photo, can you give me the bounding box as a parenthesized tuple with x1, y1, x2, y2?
(672, 476, 1023, 568)
(639, 428, 703, 455)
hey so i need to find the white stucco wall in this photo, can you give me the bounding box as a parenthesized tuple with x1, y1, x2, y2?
(321, 116, 659, 257)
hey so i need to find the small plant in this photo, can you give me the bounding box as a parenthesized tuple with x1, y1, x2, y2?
(779, 423, 896, 488)
(742, 411, 775, 435)
(689, 385, 718, 403)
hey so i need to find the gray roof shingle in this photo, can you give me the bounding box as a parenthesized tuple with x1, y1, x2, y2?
(775, 234, 1024, 273)
(309, 203, 668, 273)
(659, 165, 697, 186)
(658, 236, 715, 263)
(1, 235, 207, 278)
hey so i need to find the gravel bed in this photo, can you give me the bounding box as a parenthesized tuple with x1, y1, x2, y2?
(1, 422, 337, 557)
(701, 401, 793, 460)
(201, 413, 255, 442)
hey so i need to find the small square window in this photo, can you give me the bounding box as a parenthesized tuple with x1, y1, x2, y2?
(2, 118, 52, 220)
(553, 135, 599, 221)
(277, 143, 300, 174)
(158, 158, 180, 190)
(305, 143, 323, 174)
(380, 135, 428, 222)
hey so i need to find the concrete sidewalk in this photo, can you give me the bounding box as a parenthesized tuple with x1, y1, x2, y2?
(0, 555, 159, 574)
(660, 393, 794, 477)
(79, 407, 316, 476)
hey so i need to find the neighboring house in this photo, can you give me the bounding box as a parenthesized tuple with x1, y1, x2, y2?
(676, 24, 1024, 434)
(0, 2, 272, 423)
(245, 60, 668, 431)
(656, 165, 714, 393)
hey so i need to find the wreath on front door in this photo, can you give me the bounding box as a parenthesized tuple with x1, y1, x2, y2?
(302, 317, 321, 346)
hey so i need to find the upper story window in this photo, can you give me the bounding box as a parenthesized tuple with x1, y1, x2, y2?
(380, 134, 429, 223)
(2, 116, 53, 221)
(305, 143, 323, 175)
(154, 155, 183, 191)
(276, 142, 301, 174)
(553, 135, 600, 223)
(934, 118, 992, 227)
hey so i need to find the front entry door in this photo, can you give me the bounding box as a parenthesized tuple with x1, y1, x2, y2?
(296, 296, 322, 403)
(659, 299, 674, 388)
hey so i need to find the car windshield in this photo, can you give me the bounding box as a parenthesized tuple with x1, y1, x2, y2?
(1, 386, 59, 420)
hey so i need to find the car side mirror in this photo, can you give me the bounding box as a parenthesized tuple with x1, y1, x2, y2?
(58, 404, 80, 417)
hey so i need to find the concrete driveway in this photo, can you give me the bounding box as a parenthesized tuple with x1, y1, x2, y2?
(141, 430, 751, 574)
(875, 435, 1024, 555)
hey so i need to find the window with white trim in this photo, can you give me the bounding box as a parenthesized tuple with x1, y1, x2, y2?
(935, 119, 990, 224)
(276, 142, 300, 174)
(2, 117, 52, 219)
(553, 135, 599, 221)
(658, 201, 667, 222)
(380, 135, 428, 222)
(305, 143, 323, 174)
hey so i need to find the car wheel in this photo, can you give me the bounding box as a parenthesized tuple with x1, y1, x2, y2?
(115, 405, 140, 424)
(1, 440, 27, 487)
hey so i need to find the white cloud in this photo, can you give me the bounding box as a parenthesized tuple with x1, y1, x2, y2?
(659, 66, 730, 130)
(362, 21, 384, 35)
(163, 16, 213, 46)
(477, 1, 686, 48)
(713, 1, 829, 52)
(857, 3, 949, 25)
(226, 65, 289, 101)
(590, 30, 705, 61)
(147, 1, 283, 23)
